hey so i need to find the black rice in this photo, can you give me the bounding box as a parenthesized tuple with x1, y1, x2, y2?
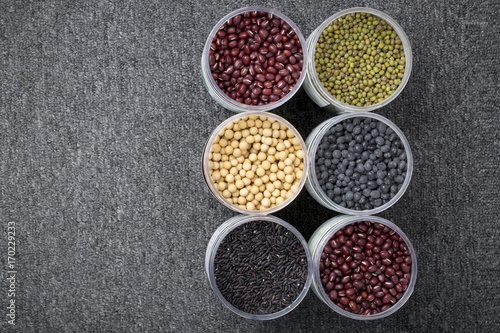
(214, 220, 308, 315)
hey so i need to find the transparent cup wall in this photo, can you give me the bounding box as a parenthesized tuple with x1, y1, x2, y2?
(305, 112, 413, 215)
(205, 214, 313, 320)
(202, 6, 308, 113)
(203, 111, 309, 215)
(303, 7, 412, 113)
(308, 215, 417, 320)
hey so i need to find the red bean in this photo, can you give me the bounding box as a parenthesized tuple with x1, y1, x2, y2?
(275, 53, 287, 63)
(238, 84, 247, 95)
(262, 73, 273, 82)
(208, 10, 303, 105)
(257, 28, 268, 39)
(225, 65, 234, 74)
(254, 33, 263, 44)
(242, 77, 252, 86)
(255, 74, 266, 82)
(382, 294, 392, 304)
(231, 14, 241, 25)
(352, 280, 365, 290)
(246, 66, 255, 77)
(380, 250, 390, 259)
(381, 258, 392, 266)
(250, 41, 260, 50)
(383, 281, 394, 289)
(233, 59, 243, 69)
(339, 297, 350, 306)
(341, 275, 351, 284)
(274, 62, 285, 70)
(341, 245, 351, 256)
(352, 274, 363, 282)
(242, 45, 250, 55)
(252, 87, 262, 95)
(319, 221, 412, 316)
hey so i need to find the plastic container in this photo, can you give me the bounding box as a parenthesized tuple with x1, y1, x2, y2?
(201, 6, 308, 113)
(205, 214, 313, 320)
(308, 215, 417, 320)
(303, 7, 412, 113)
(305, 112, 413, 215)
(203, 111, 309, 215)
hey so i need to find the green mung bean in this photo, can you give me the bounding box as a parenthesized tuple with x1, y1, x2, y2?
(314, 12, 405, 107)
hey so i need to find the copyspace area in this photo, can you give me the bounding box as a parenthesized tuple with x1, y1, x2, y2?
(0, 1, 499, 332)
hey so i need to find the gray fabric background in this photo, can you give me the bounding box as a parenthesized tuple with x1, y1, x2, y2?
(1, 0, 499, 332)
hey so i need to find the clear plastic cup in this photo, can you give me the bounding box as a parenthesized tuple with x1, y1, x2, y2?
(201, 6, 308, 113)
(308, 215, 417, 320)
(303, 7, 412, 113)
(305, 112, 413, 215)
(205, 214, 313, 320)
(203, 111, 309, 215)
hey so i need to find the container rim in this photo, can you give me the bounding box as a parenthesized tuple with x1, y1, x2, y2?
(306, 112, 413, 215)
(306, 7, 413, 112)
(310, 215, 417, 320)
(203, 111, 310, 215)
(201, 6, 309, 113)
(206, 214, 314, 320)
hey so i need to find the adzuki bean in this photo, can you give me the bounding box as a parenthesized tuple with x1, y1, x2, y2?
(319, 221, 412, 315)
(209, 11, 303, 105)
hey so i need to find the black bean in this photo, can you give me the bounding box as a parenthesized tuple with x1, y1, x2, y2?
(315, 118, 408, 210)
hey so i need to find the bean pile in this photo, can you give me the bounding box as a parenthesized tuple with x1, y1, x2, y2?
(209, 11, 304, 105)
(208, 115, 304, 210)
(320, 221, 412, 315)
(315, 117, 407, 211)
(214, 220, 308, 315)
(315, 12, 405, 106)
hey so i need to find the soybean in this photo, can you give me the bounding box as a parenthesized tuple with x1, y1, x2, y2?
(208, 115, 304, 210)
